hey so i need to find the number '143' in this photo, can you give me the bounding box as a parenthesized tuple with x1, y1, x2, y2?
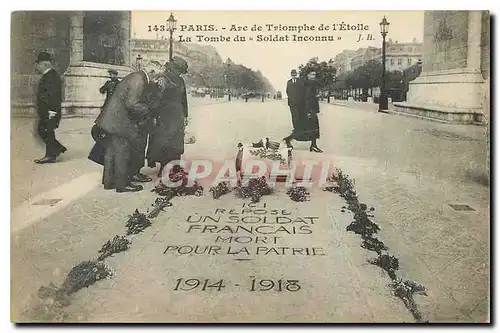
(148, 25, 166, 32)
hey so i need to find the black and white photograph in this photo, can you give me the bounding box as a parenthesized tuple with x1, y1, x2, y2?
(10, 10, 491, 323)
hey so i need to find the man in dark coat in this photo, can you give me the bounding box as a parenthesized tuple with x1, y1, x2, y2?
(283, 69, 304, 148)
(99, 69, 120, 109)
(128, 67, 158, 183)
(88, 69, 121, 167)
(95, 70, 154, 193)
(33, 52, 67, 164)
(146, 56, 189, 178)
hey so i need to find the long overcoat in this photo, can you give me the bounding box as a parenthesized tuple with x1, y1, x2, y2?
(94, 71, 152, 188)
(286, 78, 305, 130)
(96, 71, 151, 143)
(293, 79, 320, 141)
(146, 70, 188, 164)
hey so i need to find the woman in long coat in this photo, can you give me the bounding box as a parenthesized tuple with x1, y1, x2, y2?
(146, 57, 189, 177)
(293, 70, 323, 153)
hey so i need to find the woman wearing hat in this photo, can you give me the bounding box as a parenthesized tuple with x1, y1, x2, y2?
(292, 70, 323, 153)
(147, 56, 189, 177)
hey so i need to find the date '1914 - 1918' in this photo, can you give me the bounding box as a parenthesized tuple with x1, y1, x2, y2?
(173, 278, 301, 292)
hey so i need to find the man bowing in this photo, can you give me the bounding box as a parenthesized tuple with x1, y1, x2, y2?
(95, 69, 155, 193)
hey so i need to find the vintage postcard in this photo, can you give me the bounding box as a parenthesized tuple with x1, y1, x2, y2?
(10, 10, 490, 323)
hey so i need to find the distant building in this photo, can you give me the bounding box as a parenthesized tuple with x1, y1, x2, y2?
(383, 38, 423, 72)
(131, 38, 223, 69)
(350, 46, 380, 70)
(333, 38, 423, 74)
(332, 49, 355, 74)
(331, 38, 423, 101)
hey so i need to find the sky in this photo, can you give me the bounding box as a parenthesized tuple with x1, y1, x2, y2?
(132, 11, 424, 92)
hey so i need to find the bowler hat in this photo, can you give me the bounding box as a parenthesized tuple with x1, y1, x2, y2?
(35, 52, 52, 63)
(108, 69, 118, 75)
(167, 56, 188, 74)
(291, 69, 297, 75)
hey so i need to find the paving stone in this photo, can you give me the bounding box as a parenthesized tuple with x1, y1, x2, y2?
(11, 100, 489, 323)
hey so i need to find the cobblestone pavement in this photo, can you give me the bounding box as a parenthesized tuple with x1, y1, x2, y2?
(11, 98, 489, 322)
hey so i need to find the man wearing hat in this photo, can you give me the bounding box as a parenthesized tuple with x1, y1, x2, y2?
(88, 69, 121, 166)
(146, 56, 189, 178)
(99, 69, 120, 109)
(33, 52, 67, 164)
(283, 69, 305, 148)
